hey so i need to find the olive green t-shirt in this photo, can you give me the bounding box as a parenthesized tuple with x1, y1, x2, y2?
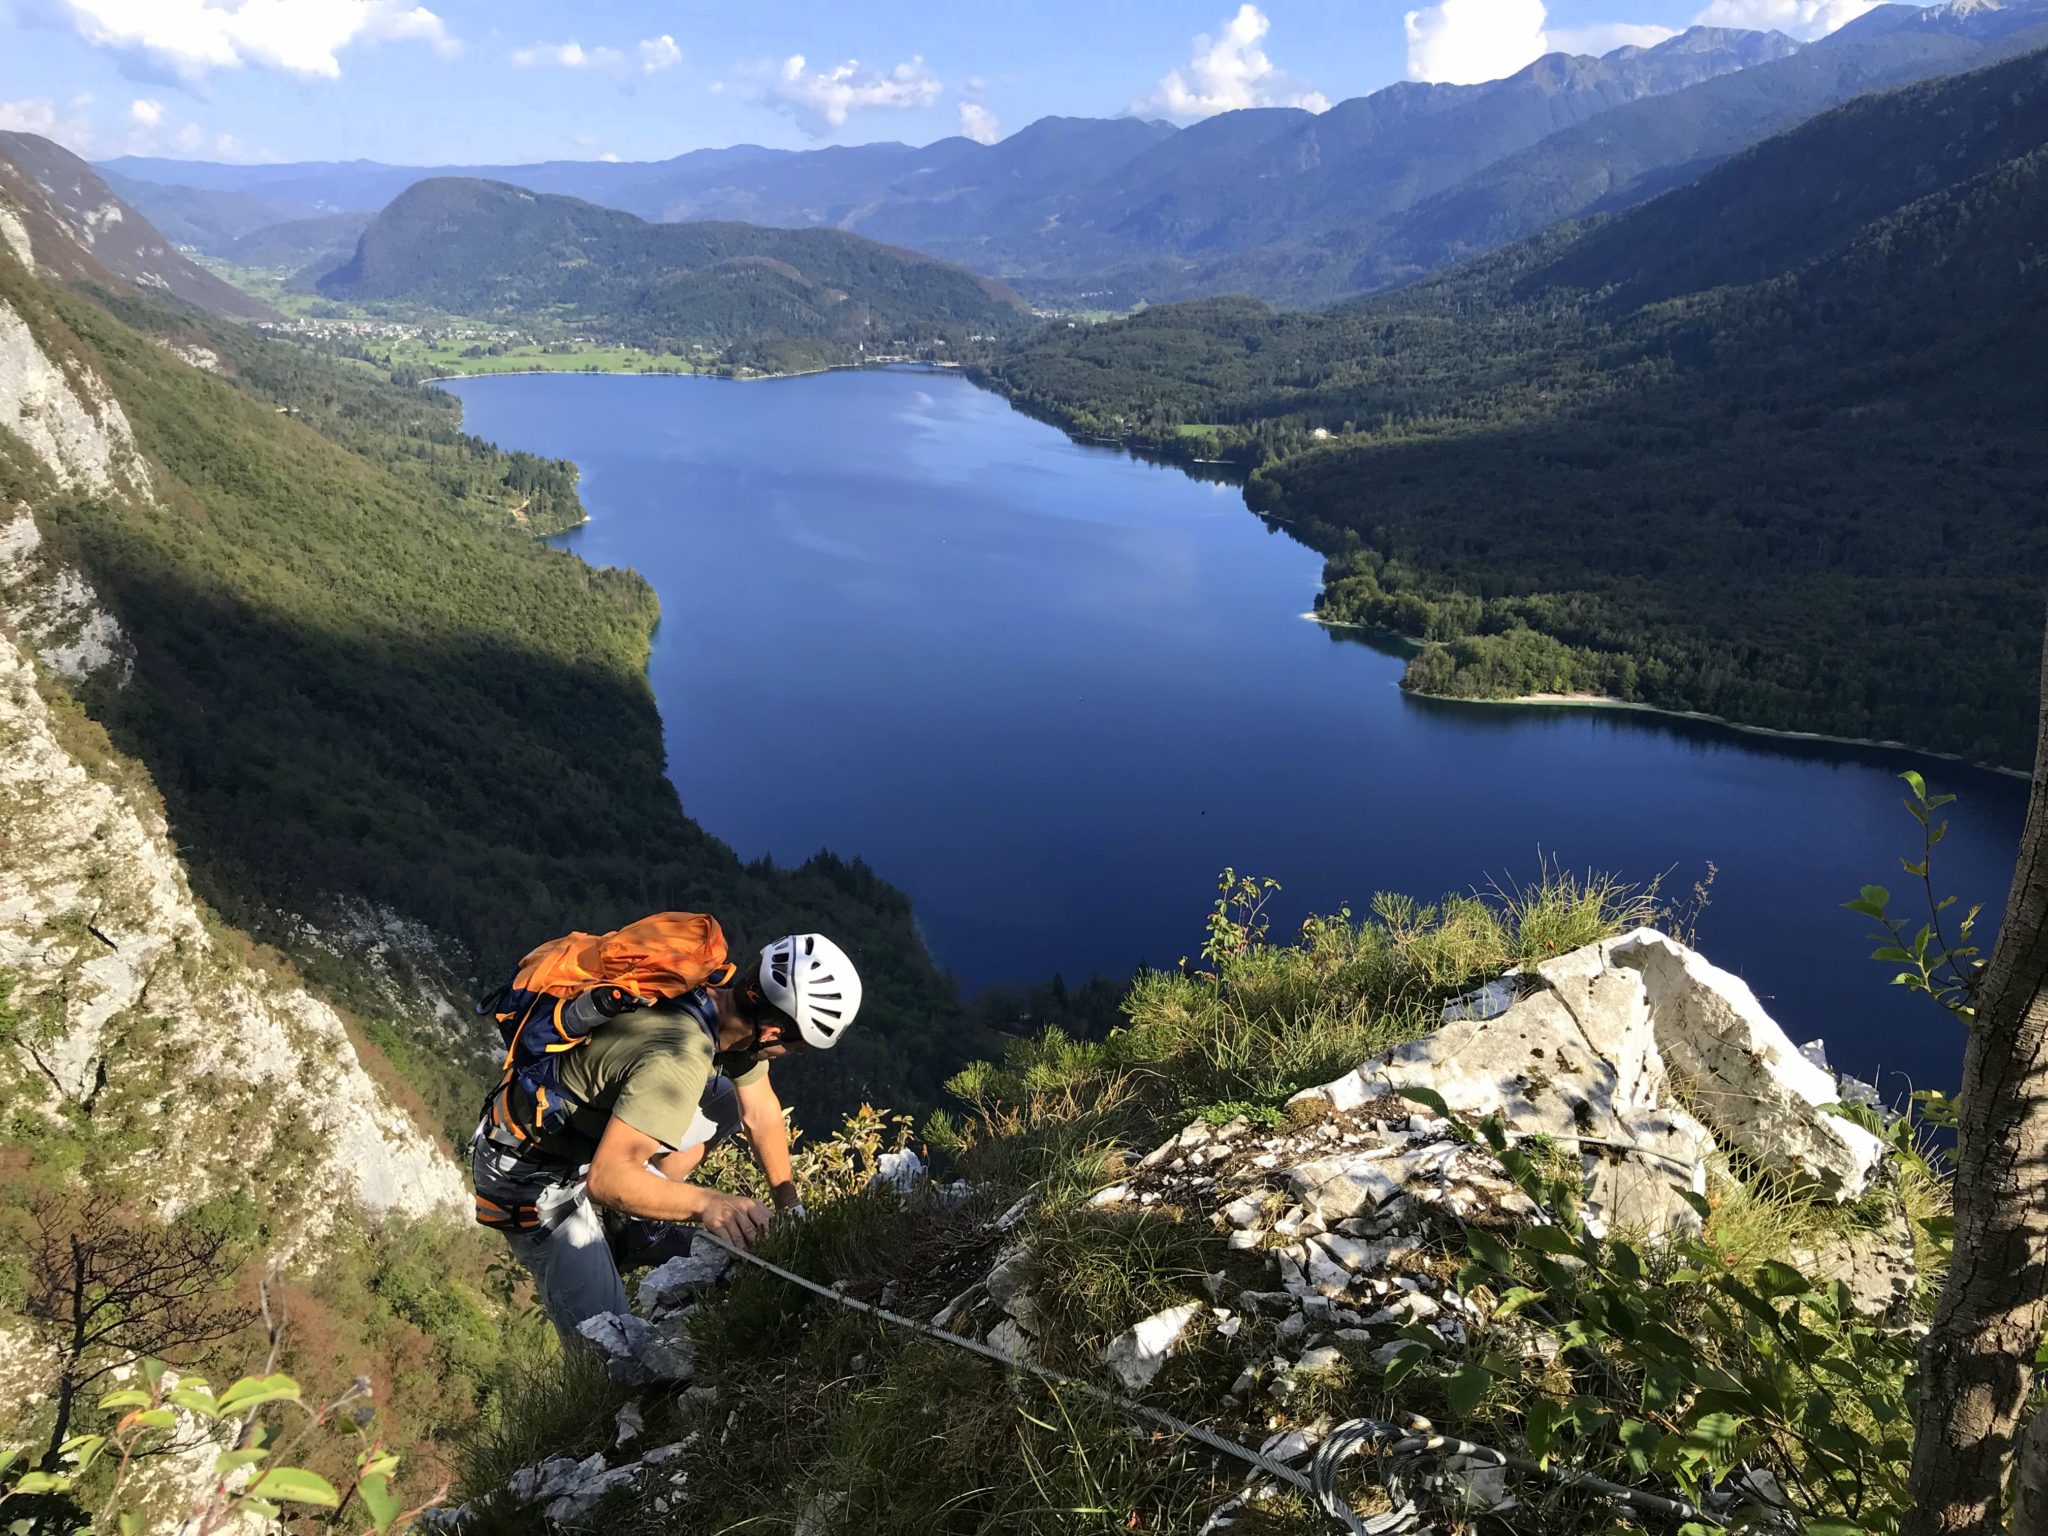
(538, 1004, 768, 1163)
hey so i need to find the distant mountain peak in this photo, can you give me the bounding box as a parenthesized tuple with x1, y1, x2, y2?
(1650, 24, 1802, 54)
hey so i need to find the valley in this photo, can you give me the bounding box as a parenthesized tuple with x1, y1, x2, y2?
(4, 7, 2048, 1532)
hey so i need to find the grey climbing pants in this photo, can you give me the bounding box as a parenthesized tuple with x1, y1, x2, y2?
(471, 1075, 742, 1349)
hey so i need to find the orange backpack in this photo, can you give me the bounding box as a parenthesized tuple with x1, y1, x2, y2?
(475, 912, 737, 1158)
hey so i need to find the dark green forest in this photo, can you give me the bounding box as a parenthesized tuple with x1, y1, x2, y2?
(983, 49, 2048, 766)
(0, 253, 1019, 1123)
(316, 178, 1033, 372)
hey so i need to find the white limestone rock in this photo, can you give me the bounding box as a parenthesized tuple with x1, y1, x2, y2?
(1291, 1345, 1345, 1376)
(985, 1244, 1032, 1305)
(544, 1459, 641, 1527)
(1294, 976, 1667, 1149)
(868, 1147, 926, 1195)
(1102, 1301, 1204, 1391)
(1138, 1117, 1227, 1169)
(1603, 929, 1885, 1197)
(0, 507, 132, 687)
(1789, 1200, 1918, 1318)
(0, 295, 150, 498)
(986, 1318, 1035, 1364)
(1288, 923, 1897, 1230)
(614, 1401, 643, 1448)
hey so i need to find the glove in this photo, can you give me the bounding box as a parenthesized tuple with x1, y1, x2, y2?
(782, 1202, 809, 1222)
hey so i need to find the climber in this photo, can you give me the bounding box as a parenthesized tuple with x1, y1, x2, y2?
(469, 920, 863, 1347)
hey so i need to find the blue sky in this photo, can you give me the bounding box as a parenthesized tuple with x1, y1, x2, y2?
(0, 0, 1885, 165)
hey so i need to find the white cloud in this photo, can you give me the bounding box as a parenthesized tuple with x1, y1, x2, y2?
(0, 94, 97, 150)
(1547, 21, 1680, 51)
(958, 101, 1001, 144)
(599, 151, 622, 162)
(638, 34, 681, 73)
(512, 34, 681, 78)
(1135, 5, 1329, 123)
(1690, 0, 1877, 38)
(48, 0, 458, 81)
(1405, 0, 1838, 85)
(127, 96, 163, 126)
(175, 122, 205, 152)
(758, 53, 944, 131)
(512, 40, 611, 68)
(1404, 0, 1549, 83)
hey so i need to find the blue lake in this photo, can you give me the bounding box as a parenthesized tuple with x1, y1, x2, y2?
(445, 367, 2027, 1096)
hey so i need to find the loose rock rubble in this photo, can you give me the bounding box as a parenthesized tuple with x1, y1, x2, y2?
(422, 1441, 697, 1531)
(577, 1310, 695, 1386)
(1033, 931, 1907, 1529)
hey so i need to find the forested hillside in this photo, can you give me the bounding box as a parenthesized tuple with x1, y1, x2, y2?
(316, 178, 1031, 372)
(0, 132, 272, 318)
(984, 47, 2048, 766)
(221, 209, 370, 272)
(0, 204, 995, 1127)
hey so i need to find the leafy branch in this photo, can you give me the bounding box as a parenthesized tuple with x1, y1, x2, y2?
(1845, 772, 1984, 1021)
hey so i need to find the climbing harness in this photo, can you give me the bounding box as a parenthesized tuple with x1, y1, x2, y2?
(693, 1231, 1732, 1533)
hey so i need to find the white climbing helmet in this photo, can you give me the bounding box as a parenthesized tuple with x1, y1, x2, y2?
(757, 933, 862, 1050)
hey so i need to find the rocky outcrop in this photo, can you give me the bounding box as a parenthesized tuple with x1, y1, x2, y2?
(0, 627, 464, 1229)
(1291, 962, 1716, 1239)
(1103, 1301, 1204, 1390)
(1031, 931, 1899, 1410)
(0, 292, 151, 500)
(423, 1439, 700, 1532)
(1596, 929, 1885, 1195)
(1305, 927, 1885, 1202)
(0, 504, 132, 686)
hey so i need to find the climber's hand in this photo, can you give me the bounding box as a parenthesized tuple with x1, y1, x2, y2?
(697, 1191, 771, 1250)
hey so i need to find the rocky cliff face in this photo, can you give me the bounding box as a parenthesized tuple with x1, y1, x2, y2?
(0, 623, 465, 1229)
(0, 292, 151, 503)
(0, 243, 462, 1229)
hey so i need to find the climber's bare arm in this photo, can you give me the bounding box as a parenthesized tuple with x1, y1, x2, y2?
(737, 1073, 800, 1210)
(586, 1116, 770, 1249)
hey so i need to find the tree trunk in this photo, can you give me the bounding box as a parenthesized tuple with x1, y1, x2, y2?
(1904, 618, 2048, 1536)
(40, 1235, 86, 1470)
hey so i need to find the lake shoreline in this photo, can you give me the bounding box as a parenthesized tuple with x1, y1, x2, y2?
(1421, 687, 2030, 781)
(468, 367, 2034, 788)
(420, 358, 961, 386)
(1301, 602, 2031, 780)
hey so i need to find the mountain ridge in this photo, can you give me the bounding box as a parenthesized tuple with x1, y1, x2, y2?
(315, 176, 1031, 369)
(100, 13, 2038, 311)
(94, 24, 1806, 302)
(0, 132, 272, 318)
